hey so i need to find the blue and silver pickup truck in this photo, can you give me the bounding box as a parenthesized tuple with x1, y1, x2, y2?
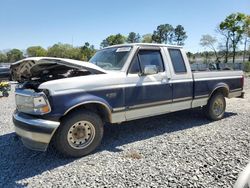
(11, 43, 244, 157)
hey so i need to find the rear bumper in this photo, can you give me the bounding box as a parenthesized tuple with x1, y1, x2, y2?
(228, 90, 244, 98)
(13, 111, 60, 151)
(238, 91, 245, 98)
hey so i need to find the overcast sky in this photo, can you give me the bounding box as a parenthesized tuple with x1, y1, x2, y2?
(0, 0, 249, 52)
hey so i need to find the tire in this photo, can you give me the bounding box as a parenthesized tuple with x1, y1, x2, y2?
(204, 92, 226, 121)
(53, 110, 103, 157)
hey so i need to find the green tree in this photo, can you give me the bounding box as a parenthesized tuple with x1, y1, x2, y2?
(219, 13, 246, 63)
(80, 42, 96, 61)
(186, 52, 195, 63)
(243, 15, 250, 62)
(100, 34, 126, 48)
(200, 34, 220, 62)
(0, 52, 7, 63)
(173, 25, 187, 45)
(141, 34, 153, 43)
(152, 24, 174, 44)
(26, 46, 47, 57)
(47, 43, 82, 59)
(6, 49, 24, 63)
(126, 32, 141, 43)
(217, 26, 231, 63)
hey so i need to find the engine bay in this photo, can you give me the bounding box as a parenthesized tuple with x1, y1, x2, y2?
(10, 57, 108, 91)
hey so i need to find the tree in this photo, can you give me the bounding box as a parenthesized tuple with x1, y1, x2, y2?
(152, 24, 174, 44)
(0, 52, 7, 63)
(200, 34, 220, 62)
(243, 15, 250, 62)
(141, 34, 153, 43)
(47, 43, 96, 61)
(26, 46, 47, 57)
(173, 25, 187, 45)
(80, 42, 96, 61)
(126, 32, 141, 43)
(6, 49, 24, 63)
(186, 52, 196, 64)
(47, 43, 82, 60)
(219, 13, 246, 63)
(100, 34, 126, 48)
(216, 26, 231, 63)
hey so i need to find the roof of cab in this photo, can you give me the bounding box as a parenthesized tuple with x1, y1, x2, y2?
(103, 43, 183, 49)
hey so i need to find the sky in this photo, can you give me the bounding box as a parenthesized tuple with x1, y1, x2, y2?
(0, 0, 249, 52)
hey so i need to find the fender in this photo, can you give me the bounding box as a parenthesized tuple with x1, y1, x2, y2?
(209, 82, 229, 98)
(49, 92, 113, 119)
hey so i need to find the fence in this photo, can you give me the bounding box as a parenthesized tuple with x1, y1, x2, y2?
(190, 63, 244, 71)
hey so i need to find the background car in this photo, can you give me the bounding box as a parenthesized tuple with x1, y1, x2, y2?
(0, 65, 11, 81)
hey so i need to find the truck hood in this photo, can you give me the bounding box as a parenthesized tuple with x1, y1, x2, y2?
(11, 57, 107, 82)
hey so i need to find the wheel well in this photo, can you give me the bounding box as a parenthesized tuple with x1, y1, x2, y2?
(63, 103, 111, 123)
(210, 86, 229, 98)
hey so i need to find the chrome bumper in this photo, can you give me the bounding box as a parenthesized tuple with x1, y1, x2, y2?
(13, 111, 60, 151)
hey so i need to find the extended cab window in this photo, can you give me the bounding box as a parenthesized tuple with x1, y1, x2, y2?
(168, 49, 187, 73)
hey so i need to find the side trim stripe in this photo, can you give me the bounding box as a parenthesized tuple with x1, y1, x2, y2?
(113, 107, 126, 112)
(113, 97, 193, 112)
(173, 96, 192, 102)
(128, 99, 172, 110)
(194, 76, 242, 81)
(195, 94, 209, 99)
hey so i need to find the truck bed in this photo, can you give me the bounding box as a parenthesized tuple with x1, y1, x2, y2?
(192, 70, 243, 102)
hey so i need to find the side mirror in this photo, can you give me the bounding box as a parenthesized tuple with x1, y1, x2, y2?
(142, 65, 158, 75)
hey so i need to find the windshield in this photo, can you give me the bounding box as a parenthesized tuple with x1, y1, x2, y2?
(89, 47, 131, 70)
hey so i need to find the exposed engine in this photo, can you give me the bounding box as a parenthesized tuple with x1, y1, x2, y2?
(15, 63, 91, 90)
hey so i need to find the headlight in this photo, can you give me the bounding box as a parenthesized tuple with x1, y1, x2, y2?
(33, 96, 51, 114)
(15, 90, 51, 115)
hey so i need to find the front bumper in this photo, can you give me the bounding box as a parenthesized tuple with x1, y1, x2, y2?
(13, 111, 60, 151)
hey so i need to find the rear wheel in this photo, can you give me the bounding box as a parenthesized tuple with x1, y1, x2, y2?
(54, 110, 103, 157)
(204, 93, 226, 121)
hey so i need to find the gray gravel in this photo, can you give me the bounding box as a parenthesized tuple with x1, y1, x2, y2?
(0, 79, 250, 188)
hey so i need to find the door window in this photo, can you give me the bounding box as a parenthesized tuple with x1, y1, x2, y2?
(138, 50, 164, 73)
(128, 50, 164, 74)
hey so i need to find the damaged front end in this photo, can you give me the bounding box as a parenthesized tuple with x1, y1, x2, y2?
(11, 57, 106, 151)
(11, 57, 106, 91)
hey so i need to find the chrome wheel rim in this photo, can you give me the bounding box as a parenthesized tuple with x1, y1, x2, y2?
(67, 121, 95, 149)
(212, 98, 224, 116)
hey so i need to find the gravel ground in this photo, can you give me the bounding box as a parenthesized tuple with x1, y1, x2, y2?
(0, 80, 249, 188)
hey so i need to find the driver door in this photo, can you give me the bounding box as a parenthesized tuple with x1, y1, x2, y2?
(124, 47, 173, 120)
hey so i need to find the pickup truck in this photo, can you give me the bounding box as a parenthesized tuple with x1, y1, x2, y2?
(11, 43, 244, 157)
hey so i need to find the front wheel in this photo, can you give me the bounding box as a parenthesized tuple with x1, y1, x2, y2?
(204, 93, 226, 121)
(53, 110, 103, 157)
